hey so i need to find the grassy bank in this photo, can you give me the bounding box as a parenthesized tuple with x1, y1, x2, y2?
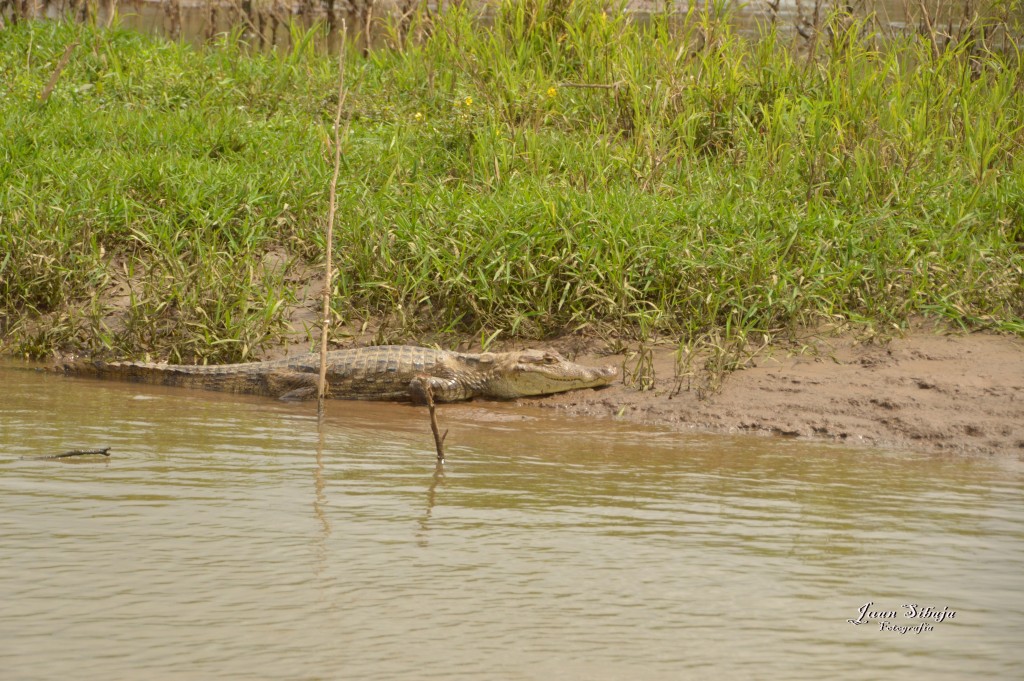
(2, 2, 1022, 363)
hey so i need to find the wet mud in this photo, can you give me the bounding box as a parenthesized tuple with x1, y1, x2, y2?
(529, 329, 1024, 457)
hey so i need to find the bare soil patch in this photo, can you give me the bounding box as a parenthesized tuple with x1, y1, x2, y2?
(526, 328, 1024, 457)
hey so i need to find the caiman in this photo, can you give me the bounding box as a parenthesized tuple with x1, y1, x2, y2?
(59, 345, 617, 403)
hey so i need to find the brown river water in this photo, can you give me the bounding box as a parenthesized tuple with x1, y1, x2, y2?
(2, 362, 1023, 679)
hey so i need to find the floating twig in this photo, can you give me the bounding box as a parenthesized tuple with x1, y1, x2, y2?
(22, 447, 111, 461)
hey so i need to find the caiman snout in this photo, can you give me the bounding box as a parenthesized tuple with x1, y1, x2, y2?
(490, 349, 618, 398)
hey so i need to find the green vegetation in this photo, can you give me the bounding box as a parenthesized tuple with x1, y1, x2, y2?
(2, 2, 1022, 363)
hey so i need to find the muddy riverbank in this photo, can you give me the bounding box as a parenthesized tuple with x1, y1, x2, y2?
(30, 317, 1024, 457)
(221, 318, 1024, 457)
(523, 327, 1024, 457)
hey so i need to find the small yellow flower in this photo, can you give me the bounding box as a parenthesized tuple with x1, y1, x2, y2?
(414, 111, 423, 121)
(464, 96, 473, 107)
(547, 86, 557, 99)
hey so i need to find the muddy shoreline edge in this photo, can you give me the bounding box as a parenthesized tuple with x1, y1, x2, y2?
(520, 328, 1024, 457)
(35, 324, 1018, 457)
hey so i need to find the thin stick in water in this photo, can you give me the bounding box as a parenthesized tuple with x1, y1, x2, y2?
(412, 377, 447, 463)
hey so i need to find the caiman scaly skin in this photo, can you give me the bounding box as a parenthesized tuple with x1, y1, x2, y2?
(60, 345, 618, 402)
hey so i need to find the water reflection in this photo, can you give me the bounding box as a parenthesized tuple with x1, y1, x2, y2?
(417, 460, 447, 545)
(1, 363, 1023, 680)
(312, 425, 332, 578)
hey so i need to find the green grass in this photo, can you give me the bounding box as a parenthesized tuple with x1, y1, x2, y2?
(1, 1, 1022, 362)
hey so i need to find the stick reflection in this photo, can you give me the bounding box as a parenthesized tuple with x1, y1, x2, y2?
(313, 424, 332, 576)
(417, 460, 447, 545)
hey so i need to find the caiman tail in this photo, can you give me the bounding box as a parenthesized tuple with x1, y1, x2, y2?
(64, 357, 310, 396)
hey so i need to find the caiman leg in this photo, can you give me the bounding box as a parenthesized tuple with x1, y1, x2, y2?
(266, 371, 321, 402)
(408, 376, 470, 404)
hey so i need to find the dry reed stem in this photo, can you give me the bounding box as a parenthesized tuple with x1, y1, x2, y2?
(38, 41, 77, 104)
(226, 0, 262, 42)
(557, 80, 625, 90)
(364, 1, 375, 56)
(165, 0, 181, 40)
(317, 20, 347, 419)
(104, 0, 119, 29)
(918, 0, 941, 58)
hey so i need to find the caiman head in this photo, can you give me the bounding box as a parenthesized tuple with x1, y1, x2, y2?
(476, 349, 618, 398)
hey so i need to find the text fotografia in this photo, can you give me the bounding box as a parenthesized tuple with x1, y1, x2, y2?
(848, 602, 957, 634)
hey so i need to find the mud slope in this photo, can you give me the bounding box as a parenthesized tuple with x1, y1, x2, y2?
(531, 331, 1024, 456)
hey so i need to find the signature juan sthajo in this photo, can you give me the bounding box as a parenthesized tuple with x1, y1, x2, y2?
(848, 602, 957, 633)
